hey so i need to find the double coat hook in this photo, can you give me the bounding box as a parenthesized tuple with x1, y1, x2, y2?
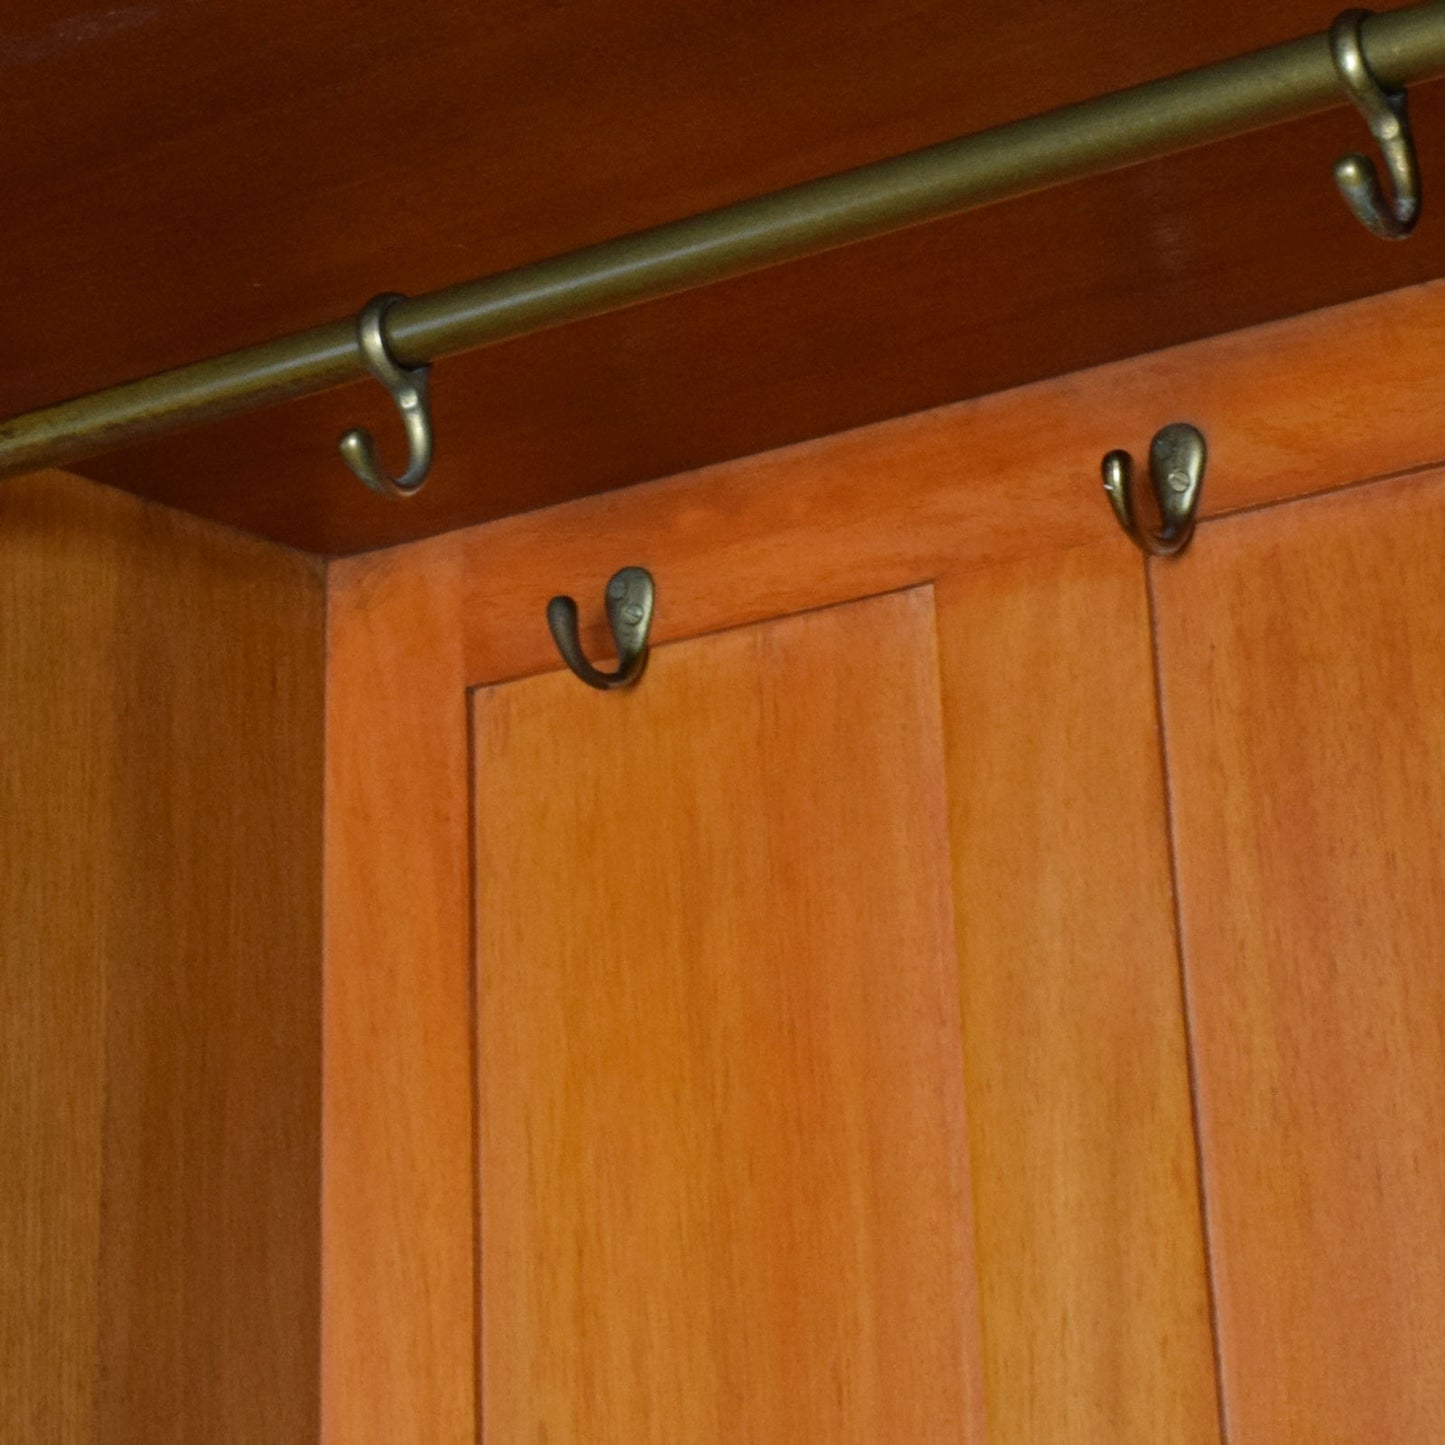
(547, 567, 656, 690)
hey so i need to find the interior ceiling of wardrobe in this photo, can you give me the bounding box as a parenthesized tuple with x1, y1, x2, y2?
(6, 0, 1445, 555)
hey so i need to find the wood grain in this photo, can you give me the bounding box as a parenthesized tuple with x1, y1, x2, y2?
(1154, 471, 1445, 1442)
(322, 278, 1445, 1439)
(323, 547, 476, 1442)
(1, 473, 115, 1442)
(4, 0, 1439, 554)
(321, 279, 1445, 1437)
(473, 588, 985, 1443)
(0, 470, 324, 1442)
(934, 542, 1220, 1444)
(330, 277, 1445, 675)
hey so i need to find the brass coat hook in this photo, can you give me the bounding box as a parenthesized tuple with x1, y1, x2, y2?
(339, 293, 435, 496)
(547, 567, 656, 690)
(1102, 422, 1206, 557)
(1330, 9, 1421, 240)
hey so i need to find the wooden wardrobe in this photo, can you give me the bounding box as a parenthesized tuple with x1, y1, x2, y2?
(6, 275, 1445, 1442)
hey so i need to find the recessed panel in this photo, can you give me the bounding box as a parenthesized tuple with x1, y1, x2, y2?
(472, 587, 982, 1442)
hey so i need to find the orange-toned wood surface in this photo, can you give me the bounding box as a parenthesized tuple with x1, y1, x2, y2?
(323, 280, 1445, 1441)
(324, 551, 476, 1443)
(332, 279, 1445, 677)
(472, 589, 984, 1443)
(1, 470, 324, 1442)
(935, 542, 1220, 1444)
(1154, 472, 1445, 1442)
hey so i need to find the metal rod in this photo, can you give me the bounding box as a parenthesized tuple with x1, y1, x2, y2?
(5, 2, 1445, 481)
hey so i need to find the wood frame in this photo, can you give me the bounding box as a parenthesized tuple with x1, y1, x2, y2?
(322, 277, 1445, 1441)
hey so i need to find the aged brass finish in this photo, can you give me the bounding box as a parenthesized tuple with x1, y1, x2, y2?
(1, 2, 1444, 485)
(1102, 423, 1207, 557)
(338, 294, 435, 497)
(1331, 9, 1421, 238)
(547, 567, 655, 690)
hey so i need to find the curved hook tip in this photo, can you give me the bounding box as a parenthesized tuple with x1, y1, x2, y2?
(545, 594, 580, 642)
(338, 426, 392, 497)
(338, 422, 430, 498)
(1333, 153, 1417, 240)
(1101, 449, 1135, 534)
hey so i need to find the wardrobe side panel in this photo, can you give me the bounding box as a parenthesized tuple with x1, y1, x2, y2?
(1, 471, 325, 1444)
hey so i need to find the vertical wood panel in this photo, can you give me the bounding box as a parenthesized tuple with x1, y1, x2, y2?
(1, 475, 116, 1442)
(934, 543, 1220, 1445)
(324, 555, 475, 1443)
(1154, 473, 1445, 1443)
(473, 588, 984, 1444)
(0, 470, 324, 1443)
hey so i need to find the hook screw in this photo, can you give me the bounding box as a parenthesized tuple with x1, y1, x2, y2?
(339, 293, 435, 497)
(1329, 9, 1421, 240)
(547, 567, 656, 690)
(1102, 422, 1206, 557)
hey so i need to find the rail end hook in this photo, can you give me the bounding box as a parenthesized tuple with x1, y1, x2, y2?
(1330, 9, 1421, 240)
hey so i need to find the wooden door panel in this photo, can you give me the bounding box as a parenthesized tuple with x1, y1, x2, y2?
(935, 543, 1221, 1444)
(473, 587, 985, 1443)
(1154, 473, 1445, 1442)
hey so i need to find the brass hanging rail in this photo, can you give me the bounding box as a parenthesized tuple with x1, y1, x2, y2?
(3, 3, 1444, 485)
